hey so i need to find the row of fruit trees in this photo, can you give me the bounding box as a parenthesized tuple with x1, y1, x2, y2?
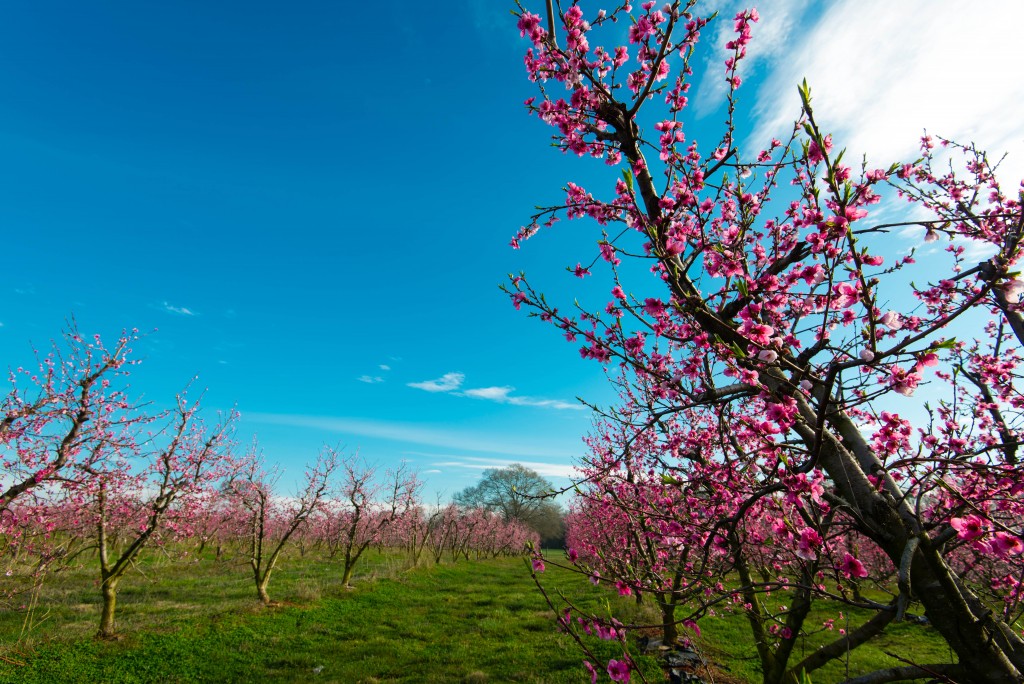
(513, 1, 1024, 682)
(0, 331, 537, 638)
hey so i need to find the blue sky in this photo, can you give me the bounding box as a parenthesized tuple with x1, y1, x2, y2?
(1, 0, 1022, 500)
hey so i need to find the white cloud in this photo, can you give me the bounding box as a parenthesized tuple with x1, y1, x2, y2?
(245, 412, 580, 460)
(408, 373, 584, 411)
(744, 0, 1024, 183)
(379, 364, 391, 371)
(162, 301, 197, 316)
(462, 385, 514, 401)
(407, 371, 465, 392)
(358, 375, 384, 384)
(463, 385, 583, 410)
(425, 454, 577, 480)
(510, 396, 584, 410)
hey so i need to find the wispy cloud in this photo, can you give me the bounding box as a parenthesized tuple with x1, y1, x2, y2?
(408, 372, 465, 393)
(743, 0, 1024, 183)
(356, 363, 392, 385)
(407, 372, 584, 411)
(463, 385, 583, 411)
(418, 454, 577, 480)
(245, 413, 581, 460)
(693, 0, 811, 118)
(161, 301, 197, 316)
(462, 386, 513, 401)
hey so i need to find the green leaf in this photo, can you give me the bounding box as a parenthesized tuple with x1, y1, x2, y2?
(932, 338, 958, 350)
(621, 167, 634, 193)
(798, 79, 812, 109)
(736, 279, 748, 297)
(661, 474, 684, 486)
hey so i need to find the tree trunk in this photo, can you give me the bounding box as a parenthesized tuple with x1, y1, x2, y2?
(341, 563, 354, 586)
(658, 599, 678, 646)
(97, 577, 118, 639)
(794, 394, 1024, 682)
(256, 574, 271, 604)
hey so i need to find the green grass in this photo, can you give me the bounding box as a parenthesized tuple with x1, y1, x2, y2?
(0, 543, 966, 683)
(0, 547, 660, 683)
(694, 593, 957, 683)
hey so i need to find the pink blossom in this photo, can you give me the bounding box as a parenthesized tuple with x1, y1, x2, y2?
(600, 243, 621, 265)
(517, 12, 541, 38)
(807, 135, 833, 164)
(950, 515, 987, 541)
(795, 528, 822, 560)
(1002, 278, 1024, 304)
(607, 659, 631, 682)
(887, 366, 921, 397)
(990, 532, 1024, 558)
(840, 553, 869, 578)
(532, 558, 546, 573)
(879, 311, 903, 330)
(643, 298, 667, 317)
(832, 282, 859, 309)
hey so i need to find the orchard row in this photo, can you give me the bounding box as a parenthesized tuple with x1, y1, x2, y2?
(0, 331, 536, 638)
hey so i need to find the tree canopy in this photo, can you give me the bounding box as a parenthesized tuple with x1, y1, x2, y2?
(453, 464, 563, 544)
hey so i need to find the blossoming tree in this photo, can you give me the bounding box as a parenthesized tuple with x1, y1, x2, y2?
(224, 442, 339, 604)
(508, 1, 1024, 681)
(75, 393, 236, 638)
(1, 327, 140, 514)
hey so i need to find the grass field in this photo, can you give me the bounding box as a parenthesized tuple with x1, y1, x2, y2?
(0, 548, 661, 683)
(0, 545, 960, 683)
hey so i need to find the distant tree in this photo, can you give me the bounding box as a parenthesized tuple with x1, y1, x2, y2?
(223, 441, 339, 605)
(453, 464, 563, 545)
(326, 456, 420, 587)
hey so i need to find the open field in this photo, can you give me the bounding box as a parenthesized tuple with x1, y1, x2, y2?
(0, 545, 960, 683)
